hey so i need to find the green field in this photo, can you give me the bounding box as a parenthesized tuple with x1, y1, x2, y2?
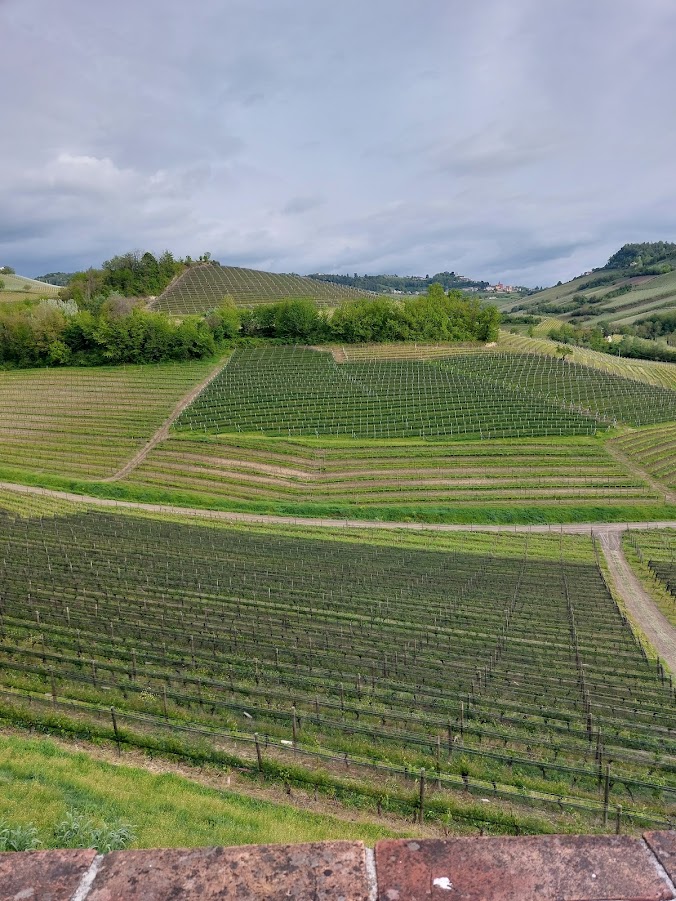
(623, 529, 676, 628)
(1, 343, 676, 523)
(503, 267, 676, 328)
(125, 433, 656, 513)
(176, 346, 676, 438)
(0, 503, 672, 835)
(612, 424, 676, 490)
(0, 732, 398, 849)
(152, 263, 376, 313)
(0, 360, 216, 478)
(0, 273, 61, 297)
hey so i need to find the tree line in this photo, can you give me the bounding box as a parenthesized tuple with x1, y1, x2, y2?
(0, 285, 499, 369)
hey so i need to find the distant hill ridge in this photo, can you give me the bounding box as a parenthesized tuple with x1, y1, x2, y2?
(507, 241, 676, 328)
(152, 263, 377, 313)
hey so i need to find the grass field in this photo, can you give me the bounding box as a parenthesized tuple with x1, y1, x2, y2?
(152, 263, 376, 313)
(0, 503, 673, 835)
(0, 273, 60, 296)
(0, 732, 398, 849)
(0, 360, 216, 479)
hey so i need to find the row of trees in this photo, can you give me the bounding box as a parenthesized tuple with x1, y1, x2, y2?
(240, 286, 500, 344)
(0, 299, 239, 368)
(63, 251, 186, 306)
(0, 284, 499, 369)
(548, 322, 676, 363)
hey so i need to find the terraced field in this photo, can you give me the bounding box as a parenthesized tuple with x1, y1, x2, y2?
(176, 347, 676, 439)
(152, 264, 375, 313)
(511, 268, 676, 328)
(127, 434, 655, 512)
(0, 507, 673, 833)
(0, 361, 216, 479)
(612, 425, 676, 490)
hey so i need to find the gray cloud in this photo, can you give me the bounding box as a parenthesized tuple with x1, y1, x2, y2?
(1, 0, 676, 285)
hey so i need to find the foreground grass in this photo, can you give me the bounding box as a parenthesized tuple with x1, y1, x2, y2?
(0, 732, 399, 849)
(1, 464, 675, 524)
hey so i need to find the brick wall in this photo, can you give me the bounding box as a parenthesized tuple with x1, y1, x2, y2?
(1, 831, 674, 900)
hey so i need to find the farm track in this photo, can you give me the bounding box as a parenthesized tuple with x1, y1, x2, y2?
(3, 477, 676, 535)
(598, 531, 676, 674)
(100, 355, 231, 483)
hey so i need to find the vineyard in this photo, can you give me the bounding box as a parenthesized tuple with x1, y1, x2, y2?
(0, 506, 673, 834)
(176, 347, 676, 439)
(623, 530, 676, 628)
(612, 424, 676, 490)
(151, 264, 375, 314)
(127, 433, 655, 513)
(0, 360, 216, 479)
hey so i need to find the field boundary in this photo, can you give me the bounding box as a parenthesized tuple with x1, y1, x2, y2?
(100, 355, 231, 483)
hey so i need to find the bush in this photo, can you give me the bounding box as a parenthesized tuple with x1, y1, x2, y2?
(0, 821, 41, 851)
(53, 811, 136, 852)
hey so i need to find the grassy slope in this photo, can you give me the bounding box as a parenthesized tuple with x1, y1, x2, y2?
(0, 273, 60, 295)
(513, 266, 676, 327)
(0, 731, 400, 848)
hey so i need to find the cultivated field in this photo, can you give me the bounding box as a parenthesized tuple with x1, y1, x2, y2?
(127, 433, 656, 514)
(0, 505, 672, 833)
(612, 424, 676, 490)
(0, 273, 60, 296)
(152, 264, 375, 313)
(0, 361, 216, 479)
(623, 529, 676, 628)
(507, 268, 676, 328)
(176, 346, 676, 439)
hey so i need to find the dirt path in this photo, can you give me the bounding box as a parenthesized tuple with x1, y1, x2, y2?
(597, 530, 676, 674)
(5, 477, 676, 535)
(605, 440, 676, 503)
(100, 356, 230, 483)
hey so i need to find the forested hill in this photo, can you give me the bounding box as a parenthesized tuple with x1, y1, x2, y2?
(307, 271, 492, 293)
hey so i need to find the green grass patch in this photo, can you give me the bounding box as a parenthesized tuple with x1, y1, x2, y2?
(1, 464, 675, 524)
(0, 731, 399, 849)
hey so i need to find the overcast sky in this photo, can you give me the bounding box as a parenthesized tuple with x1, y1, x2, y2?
(2, 0, 676, 286)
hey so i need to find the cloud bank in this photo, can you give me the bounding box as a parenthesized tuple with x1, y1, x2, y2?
(2, 0, 676, 285)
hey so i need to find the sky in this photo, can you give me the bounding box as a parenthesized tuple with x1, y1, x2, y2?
(2, 0, 676, 287)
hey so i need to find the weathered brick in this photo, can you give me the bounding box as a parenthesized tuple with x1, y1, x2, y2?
(0, 848, 97, 901)
(375, 835, 675, 900)
(86, 841, 369, 900)
(645, 832, 676, 886)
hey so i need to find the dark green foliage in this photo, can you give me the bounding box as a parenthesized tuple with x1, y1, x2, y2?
(0, 305, 218, 368)
(241, 299, 328, 341)
(308, 270, 495, 293)
(63, 250, 184, 305)
(604, 242, 676, 271)
(622, 311, 676, 343)
(34, 273, 74, 287)
(330, 287, 500, 343)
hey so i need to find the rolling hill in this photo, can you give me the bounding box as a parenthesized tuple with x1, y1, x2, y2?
(503, 242, 676, 329)
(151, 263, 377, 313)
(0, 272, 61, 298)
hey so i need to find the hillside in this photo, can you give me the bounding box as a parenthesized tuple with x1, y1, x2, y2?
(505, 242, 676, 328)
(0, 272, 60, 299)
(151, 263, 377, 313)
